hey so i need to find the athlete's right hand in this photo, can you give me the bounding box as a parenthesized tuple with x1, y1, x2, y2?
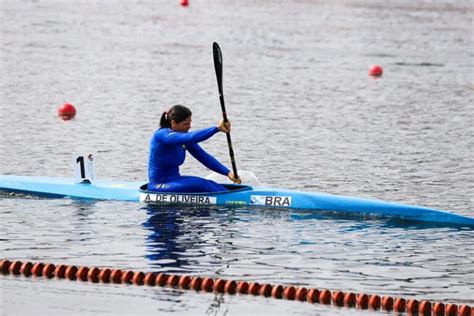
(217, 119, 231, 133)
(228, 171, 241, 184)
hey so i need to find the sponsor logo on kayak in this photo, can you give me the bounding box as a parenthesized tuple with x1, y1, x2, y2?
(140, 193, 217, 205)
(250, 195, 291, 207)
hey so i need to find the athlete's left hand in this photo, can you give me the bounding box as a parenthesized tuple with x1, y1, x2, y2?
(228, 171, 241, 184)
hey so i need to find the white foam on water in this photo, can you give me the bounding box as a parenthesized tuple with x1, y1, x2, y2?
(206, 170, 263, 186)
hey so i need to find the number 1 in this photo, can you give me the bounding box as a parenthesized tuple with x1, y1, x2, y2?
(76, 156, 85, 178)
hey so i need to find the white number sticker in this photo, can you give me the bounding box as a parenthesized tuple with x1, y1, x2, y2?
(74, 154, 96, 184)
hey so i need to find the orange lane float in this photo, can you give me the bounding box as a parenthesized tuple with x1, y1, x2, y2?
(248, 282, 260, 295)
(237, 281, 249, 294)
(179, 275, 191, 289)
(271, 284, 283, 299)
(283, 285, 295, 300)
(343, 292, 356, 307)
(1, 259, 472, 316)
(319, 289, 331, 305)
(55, 264, 67, 279)
(9, 261, 22, 275)
(88, 267, 101, 283)
(143, 272, 155, 286)
(20, 261, 33, 277)
(295, 287, 308, 302)
(394, 297, 406, 313)
(382, 296, 394, 311)
(368, 295, 381, 310)
(225, 280, 237, 294)
(98, 268, 112, 283)
(214, 278, 226, 293)
(357, 293, 369, 309)
(43, 263, 56, 278)
(306, 288, 320, 304)
(155, 272, 168, 286)
(420, 300, 432, 315)
(31, 262, 45, 277)
(201, 277, 214, 292)
(190, 277, 203, 291)
(66, 265, 78, 280)
(259, 283, 272, 297)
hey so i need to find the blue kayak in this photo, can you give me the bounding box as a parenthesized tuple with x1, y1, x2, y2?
(1, 174, 473, 227)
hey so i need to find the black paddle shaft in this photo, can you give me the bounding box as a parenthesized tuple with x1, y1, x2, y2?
(212, 42, 238, 179)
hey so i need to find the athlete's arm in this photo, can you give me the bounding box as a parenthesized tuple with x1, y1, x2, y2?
(158, 126, 219, 145)
(187, 143, 230, 176)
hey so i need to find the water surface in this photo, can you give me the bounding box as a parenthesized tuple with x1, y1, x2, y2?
(1, 0, 473, 315)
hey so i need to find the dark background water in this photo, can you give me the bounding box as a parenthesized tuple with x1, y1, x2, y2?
(1, 0, 473, 315)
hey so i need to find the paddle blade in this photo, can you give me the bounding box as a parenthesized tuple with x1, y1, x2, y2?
(213, 42, 223, 91)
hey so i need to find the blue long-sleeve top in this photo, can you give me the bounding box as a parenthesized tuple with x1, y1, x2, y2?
(148, 126, 230, 183)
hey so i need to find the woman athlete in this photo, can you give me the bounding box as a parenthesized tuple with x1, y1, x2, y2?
(148, 105, 241, 193)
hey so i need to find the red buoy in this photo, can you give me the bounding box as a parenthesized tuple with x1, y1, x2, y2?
(369, 64, 383, 77)
(58, 103, 76, 120)
(180, 0, 189, 7)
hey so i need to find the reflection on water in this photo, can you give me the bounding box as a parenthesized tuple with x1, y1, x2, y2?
(143, 205, 212, 271)
(289, 208, 474, 230)
(142, 205, 289, 273)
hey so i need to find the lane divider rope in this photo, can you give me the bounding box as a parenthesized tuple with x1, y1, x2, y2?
(1, 259, 472, 316)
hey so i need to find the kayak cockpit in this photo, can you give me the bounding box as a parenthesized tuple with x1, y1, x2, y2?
(139, 183, 251, 194)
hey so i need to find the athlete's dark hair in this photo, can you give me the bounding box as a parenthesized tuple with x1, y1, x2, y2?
(160, 105, 192, 128)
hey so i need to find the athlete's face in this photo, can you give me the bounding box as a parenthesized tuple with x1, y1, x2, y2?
(171, 116, 192, 132)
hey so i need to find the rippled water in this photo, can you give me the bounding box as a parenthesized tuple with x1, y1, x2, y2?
(1, 0, 473, 315)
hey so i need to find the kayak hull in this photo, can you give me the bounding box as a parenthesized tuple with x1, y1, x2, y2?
(0, 175, 142, 201)
(1, 175, 473, 227)
(140, 184, 474, 227)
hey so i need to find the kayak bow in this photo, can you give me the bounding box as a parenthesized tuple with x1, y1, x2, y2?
(1, 174, 473, 227)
